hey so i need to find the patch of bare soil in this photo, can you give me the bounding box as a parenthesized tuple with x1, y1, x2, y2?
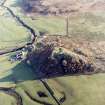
(22, 0, 105, 15)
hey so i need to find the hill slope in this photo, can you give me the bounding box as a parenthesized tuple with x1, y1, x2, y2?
(22, 0, 105, 15)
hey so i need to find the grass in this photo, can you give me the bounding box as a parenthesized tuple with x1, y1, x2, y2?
(0, 92, 16, 105)
(21, 16, 66, 35)
(0, 53, 36, 83)
(0, 8, 31, 49)
(16, 81, 57, 105)
(47, 74, 105, 105)
(20, 12, 105, 41)
(68, 13, 105, 41)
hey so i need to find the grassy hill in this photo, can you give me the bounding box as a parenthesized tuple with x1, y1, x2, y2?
(0, 0, 105, 105)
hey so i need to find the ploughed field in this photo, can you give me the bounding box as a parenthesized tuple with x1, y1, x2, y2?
(0, 0, 105, 105)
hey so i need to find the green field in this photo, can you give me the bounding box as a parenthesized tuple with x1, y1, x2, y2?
(21, 13, 105, 41)
(47, 74, 105, 105)
(0, 7, 31, 49)
(21, 16, 66, 35)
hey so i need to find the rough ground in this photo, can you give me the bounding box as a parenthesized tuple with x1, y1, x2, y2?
(22, 0, 105, 15)
(41, 35, 105, 73)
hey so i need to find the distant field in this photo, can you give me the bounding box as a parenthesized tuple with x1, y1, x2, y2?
(22, 13, 105, 41)
(0, 7, 31, 49)
(21, 16, 66, 35)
